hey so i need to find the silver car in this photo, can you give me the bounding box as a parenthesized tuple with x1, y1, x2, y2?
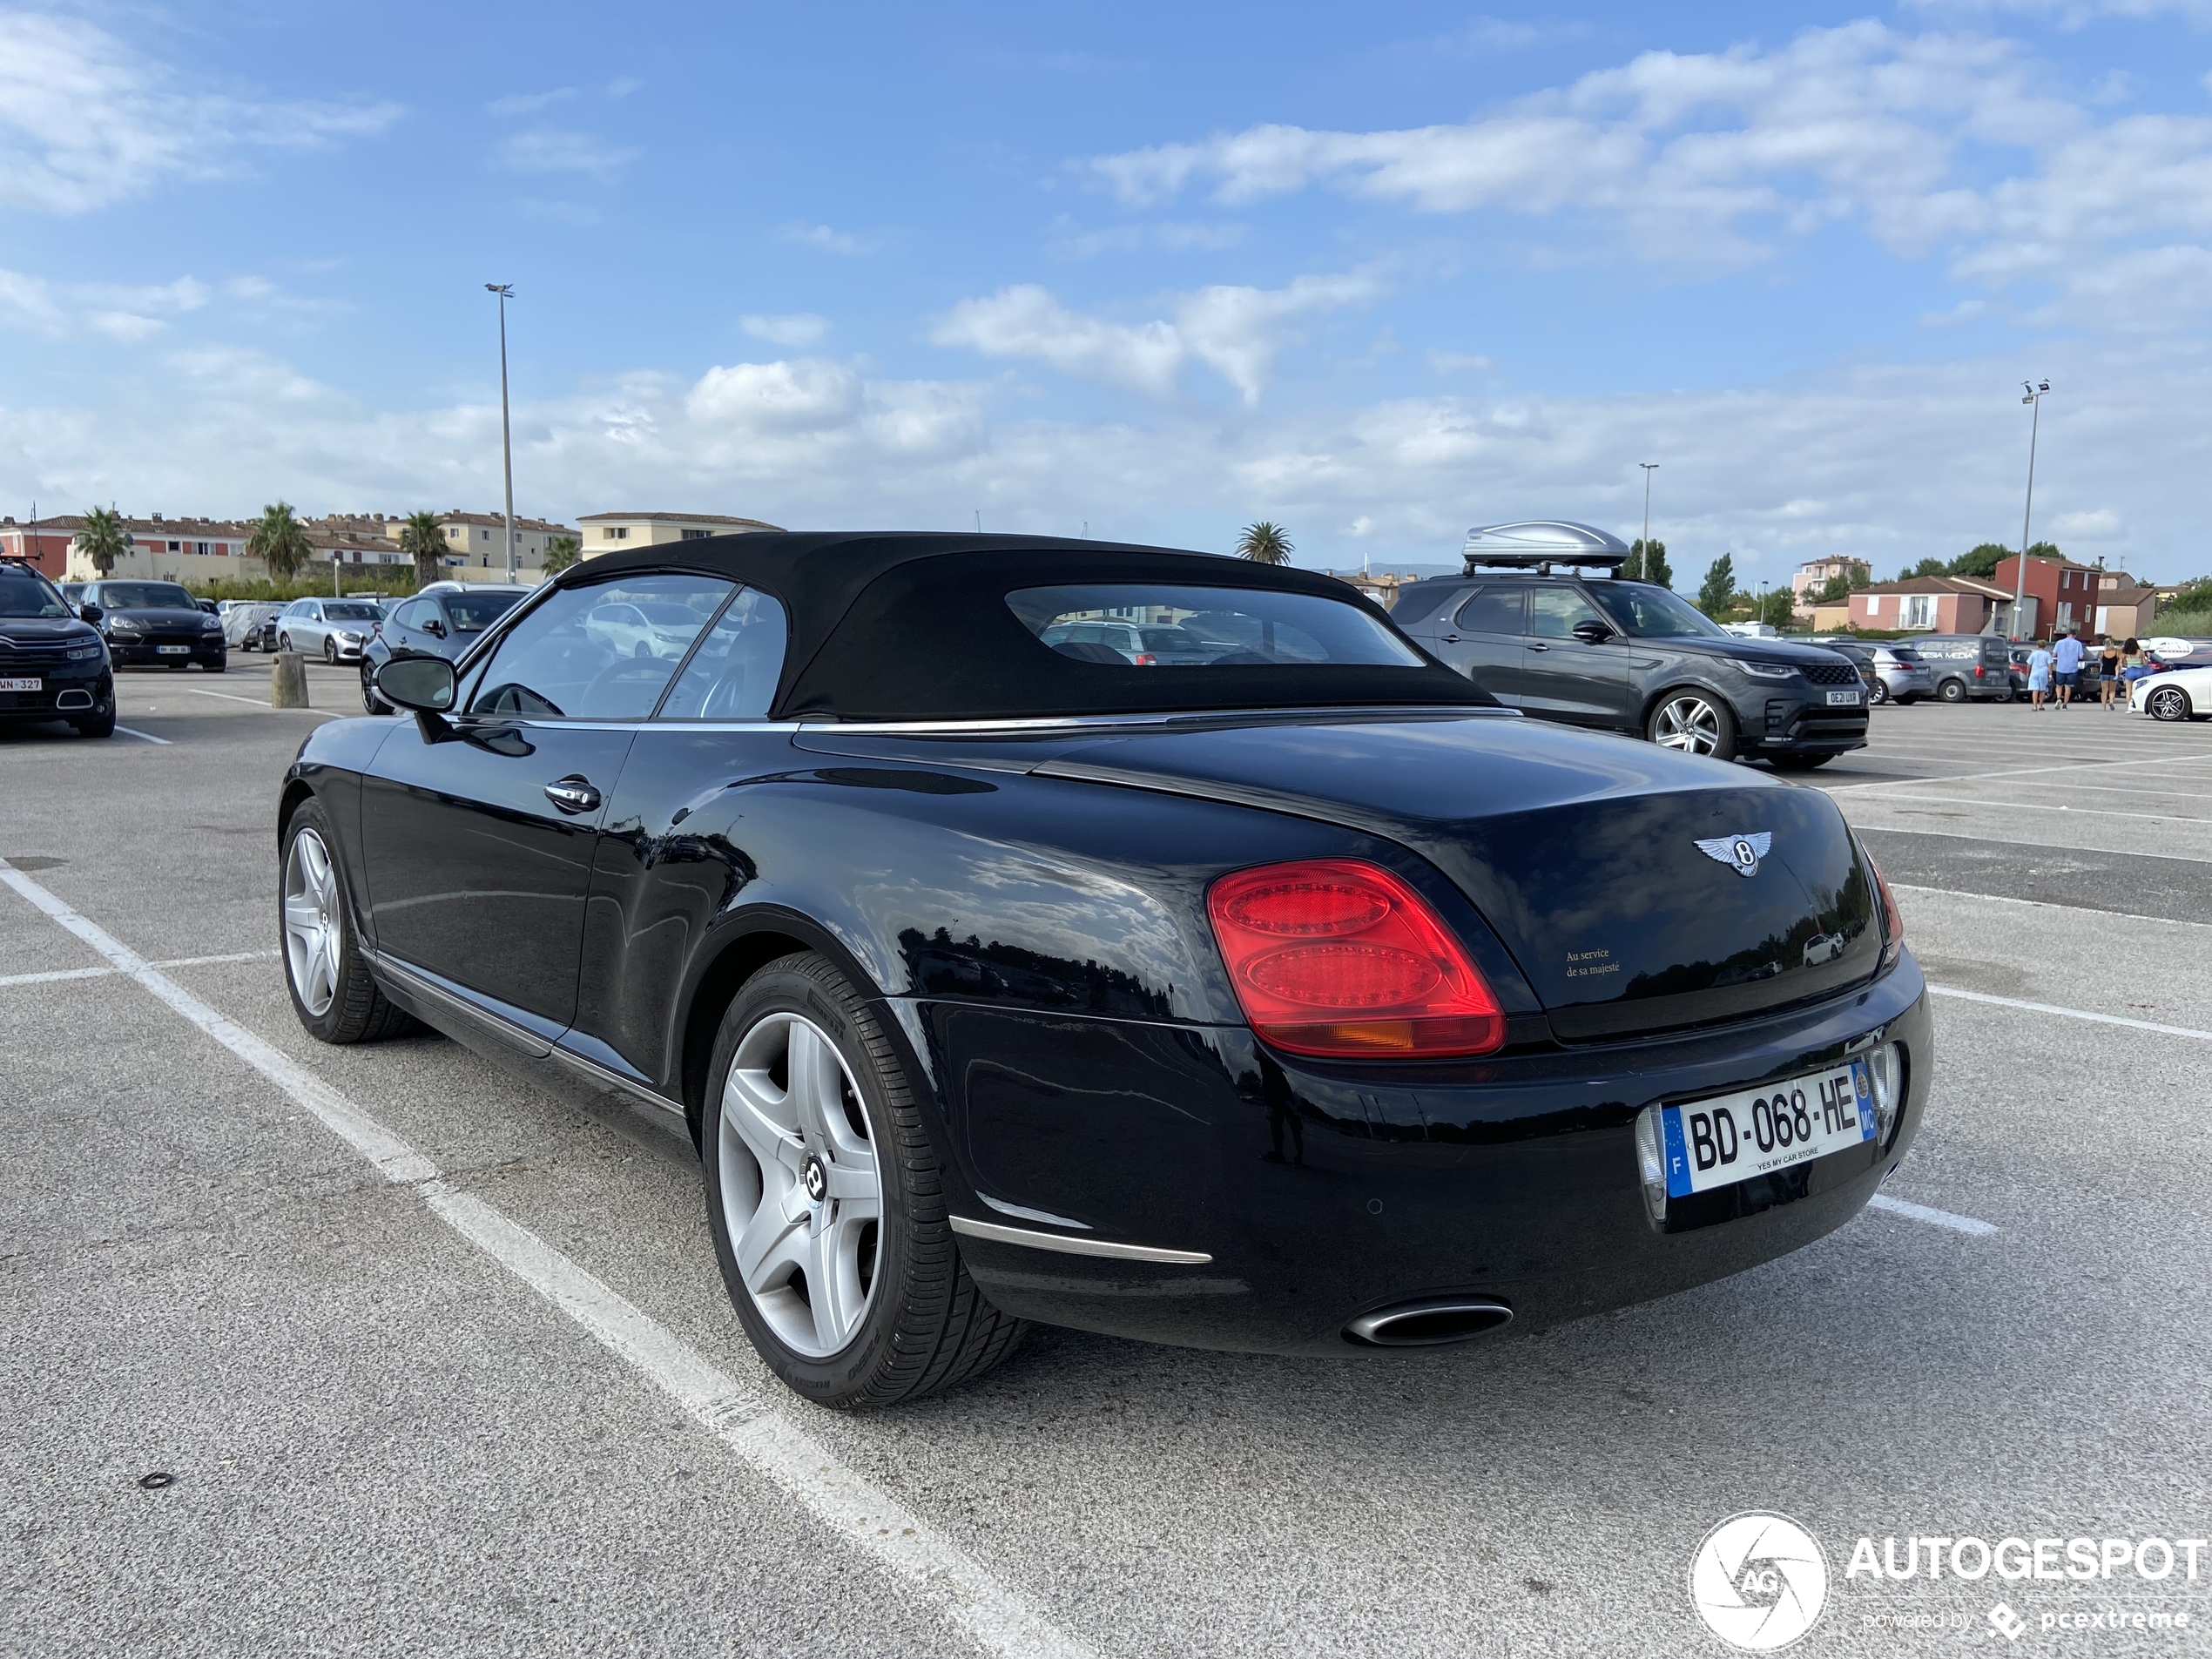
(273, 597, 388, 664)
(1869, 644, 1934, 705)
(222, 602, 284, 650)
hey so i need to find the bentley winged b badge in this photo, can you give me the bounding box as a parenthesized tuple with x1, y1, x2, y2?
(1695, 831, 1771, 878)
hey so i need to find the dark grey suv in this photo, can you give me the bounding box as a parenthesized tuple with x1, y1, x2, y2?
(1393, 523, 1869, 770)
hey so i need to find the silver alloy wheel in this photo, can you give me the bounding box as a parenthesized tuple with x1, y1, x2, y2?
(282, 827, 341, 1017)
(718, 1012, 882, 1358)
(2148, 685, 2189, 722)
(1651, 693, 1726, 754)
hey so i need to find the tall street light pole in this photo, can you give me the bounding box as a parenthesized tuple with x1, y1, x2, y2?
(1639, 462, 1658, 569)
(486, 284, 516, 582)
(2012, 379, 2050, 640)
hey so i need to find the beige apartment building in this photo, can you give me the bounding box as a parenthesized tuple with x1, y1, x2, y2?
(577, 512, 784, 559)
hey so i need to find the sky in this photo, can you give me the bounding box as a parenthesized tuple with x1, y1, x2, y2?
(3, 1, 2210, 588)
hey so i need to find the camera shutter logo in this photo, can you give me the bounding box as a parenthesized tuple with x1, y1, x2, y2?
(1688, 1513, 1829, 1651)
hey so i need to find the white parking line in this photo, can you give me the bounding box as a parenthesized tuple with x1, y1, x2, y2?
(1867, 1193, 1998, 1236)
(113, 725, 172, 745)
(1926, 985, 2212, 1043)
(0, 948, 280, 990)
(1893, 884, 2212, 930)
(1828, 753, 2212, 792)
(177, 686, 339, 718)
(1844, 823, 2212, 864)
(0, 859, 1094, 1659)
(1855, 794, 2212, 827)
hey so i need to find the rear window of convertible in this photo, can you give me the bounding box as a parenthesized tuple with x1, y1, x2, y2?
(1008, 584, 1422, 668)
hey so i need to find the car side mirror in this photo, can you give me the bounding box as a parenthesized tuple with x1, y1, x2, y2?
(422, 617, 446, 637)
(78, 604, 103, 624)
(375, 654, 457, 714)
(1572, 619, 1614, 644)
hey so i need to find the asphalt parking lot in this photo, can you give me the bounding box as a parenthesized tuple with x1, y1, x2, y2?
(5, 663, 2209, 1657)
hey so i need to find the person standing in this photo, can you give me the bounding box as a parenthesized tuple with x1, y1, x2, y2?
(2051, 629, 2085, 711)
(2100, 635, 2123, 710)
(2027, 638, 2054, 710)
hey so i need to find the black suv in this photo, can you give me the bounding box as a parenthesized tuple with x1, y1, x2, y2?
(78, 578, 227, 671)
(1393, 523, 1868, 769)
(0, 559, 115, 738)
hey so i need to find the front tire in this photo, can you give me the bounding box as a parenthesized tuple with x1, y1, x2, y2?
(324, 638, 339, 665)
(278, 632, 294, 654)
(281, 799, 414, 1044)
(72, 709, 115, 738)
(2147, 684, 2193, 723)
(1868, 679, 1889, 705)
(361, 666, 393, 716)
(702, 952, 1025, 1409)
(1646, 691, 1738, 760)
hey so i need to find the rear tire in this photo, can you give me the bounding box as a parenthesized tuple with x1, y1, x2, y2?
(1938, 678, 1966, 703)
(280, 799, 415, 1044)
(1646, 691, 1738, 760)
(702, 951, 1026, 1409)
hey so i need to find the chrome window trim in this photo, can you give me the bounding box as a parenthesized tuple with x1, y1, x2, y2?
(948, 1215, 1211, 1265)
(792, 704, 1517, 736)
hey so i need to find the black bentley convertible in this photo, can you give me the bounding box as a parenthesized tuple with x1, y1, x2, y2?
(280, 534, 1930, 1408)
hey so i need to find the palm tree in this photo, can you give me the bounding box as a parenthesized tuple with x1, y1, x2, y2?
(543, 534, 581, 575)
(73, 505, 131, 577)
(247, 502, 313, 582)
(1236, 522, 1292, 564)
(398, 510, 447, 589)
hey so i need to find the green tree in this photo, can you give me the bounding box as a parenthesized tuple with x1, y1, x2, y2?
(1757, 587, 1796, 628)
(1909, 556, 1948, 578)
(1623, 537, 1672, 588)
(1950, 543, 2010, 580)
(543, 534, 582, 574)
(72, 504, 131, 577)
(246, 501, 313, 581)
(1814, 572, 1851, 604)
(1236, 522, 1291, 563)
(1696, 552, 1737, 617)
(398, 510, 448, 588)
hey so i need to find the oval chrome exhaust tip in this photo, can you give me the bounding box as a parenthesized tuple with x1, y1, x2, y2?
(1345, 1297, 1513, 1347)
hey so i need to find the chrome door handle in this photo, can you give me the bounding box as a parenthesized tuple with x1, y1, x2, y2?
(543, 777, 601, 814)
(1528, 643, 1551, 651)
(1439, 633, 1461, 644)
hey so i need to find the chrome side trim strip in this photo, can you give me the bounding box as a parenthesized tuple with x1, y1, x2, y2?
(978, 1193, 1091, 1231)
(548, 1042, 687, 1123)
(799, 705, 1513, 737)
(949, 1215, 1211, 1264)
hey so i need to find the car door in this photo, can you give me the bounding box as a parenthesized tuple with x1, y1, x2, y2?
(1519, 583, 1629, 725)
(359, 570, 737, 1035)
(1430, 585, 1527, 705)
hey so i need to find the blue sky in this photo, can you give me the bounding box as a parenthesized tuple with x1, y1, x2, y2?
(3, 1, 2210, 587)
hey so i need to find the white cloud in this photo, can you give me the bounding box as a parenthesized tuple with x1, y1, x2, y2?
(931, 270, 1386, 406)
(488, 89, 575, 116)
(1081, 23, 2166, 268)
(496, 130, 642, 178)
(741, 313, 831, 347)
(0, 269, 211, 341)
(1049, 219, 1247, 258)
(777, 223, 876, 255)
(0, 12, 401, 215)
(1427, 349, 1497, 374)
(608, 77, 642, 98)
(4, 339, 2193, 577)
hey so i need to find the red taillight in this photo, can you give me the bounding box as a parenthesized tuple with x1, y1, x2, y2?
(1133, 652, 1156, 665)
(1974, 664, 1985, 677)
(1205, 860, 1505, 1058)
(1860, 840, 1904, 968)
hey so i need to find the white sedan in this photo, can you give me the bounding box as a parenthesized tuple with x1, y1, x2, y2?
(583, 599, 708, 660)
(2132, 664, 2212, 722)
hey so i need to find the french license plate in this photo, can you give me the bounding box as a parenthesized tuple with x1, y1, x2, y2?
(1825, 688, 1861, 705)
(156, 644, 191, 654)
(0, 677, 41, 692)
(1661, 1060, 1874, 1198)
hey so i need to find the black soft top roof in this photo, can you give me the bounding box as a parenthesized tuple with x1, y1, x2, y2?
(561, 531, 1491, 722)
